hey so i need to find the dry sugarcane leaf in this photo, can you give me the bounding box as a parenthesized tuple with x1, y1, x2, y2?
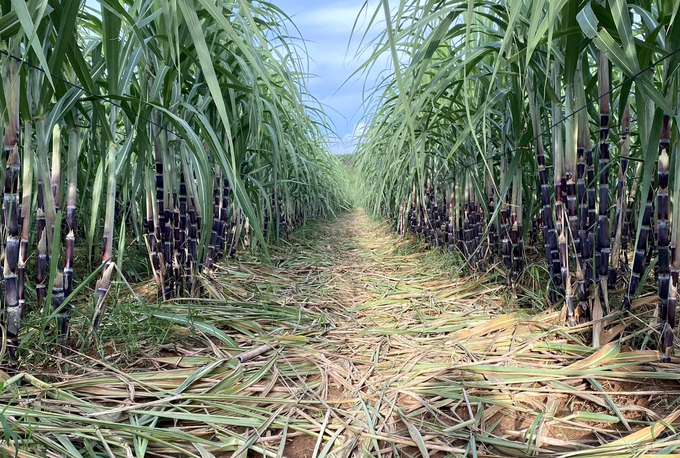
(563, 342, 620, 371)
(452, 312, 525, 340)
(598, 410, 680, 448)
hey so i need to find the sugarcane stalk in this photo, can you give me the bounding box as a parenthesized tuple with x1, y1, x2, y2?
(528, 76, 558, 301)
(624, 162, 643, 265)
(172, 157, 181, 276)
(486, 171, 496, 262)
(219, 173, 230, 257)
(3, 47, 20, 356)
(178, 169, 188, 291)
(500, 200, 512, 282)
(463, 176, 473, 268)
(570, 70, 585, 311)
(585, 114, 597, 296)
(171, 190, 180, 291)
(60, 122, 79, 345)
(455, 182, 463, 253)
(52, 271, 65, 350)
(553, 63, 570, 315)
(447, 181, 454, 252)
(597, 52, 611, 303)
(511, 165, 523, 286)
(229, 207, 243, 258)
(187, 193, 198, 288)
(39, 128, 58, 249)
(17, 121, 32, 353)
(529, 213, 537, 245)
(668, 123, 680, 364)
(181, 151, 200, 291)
(51, 125, 61, 213)
(564, 80, 578, 323)
(264, 193, 271, 239)
(432, 185, 439, 246)
(610, 102, 630, 286)
(658, 113, 672, 361)
(91, 141, 117, 334)
(473, 184, 483, 268)
(205, 160, 221, 268)
(163, 145, 175, 299)
(33, 124, 60, 328)
(624, 185, 654, 311)
(146, 168, 161, 290)
(438, 182, 447, 248)
(153, 124, 169, 300)
(430, 182, 436, 246)
(49, 124, 69, 347)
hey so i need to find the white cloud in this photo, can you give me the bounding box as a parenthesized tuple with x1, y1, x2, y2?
(329, 138, 356, 156)
(328, 121, 366, 155)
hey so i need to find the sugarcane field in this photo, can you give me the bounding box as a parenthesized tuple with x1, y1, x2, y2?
(6, 0, 680, 457)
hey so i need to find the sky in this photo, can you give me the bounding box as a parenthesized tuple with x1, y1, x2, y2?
(274, 0, 385, 155)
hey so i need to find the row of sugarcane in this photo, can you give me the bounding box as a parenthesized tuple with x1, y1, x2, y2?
(356, 0, 680, 360)
(402, 170, 525, 284)
(0, 0, 349, 359)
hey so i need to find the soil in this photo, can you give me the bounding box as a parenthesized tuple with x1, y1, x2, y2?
(283, 434, 319, 458)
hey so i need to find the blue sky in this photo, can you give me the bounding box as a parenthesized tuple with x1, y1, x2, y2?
(275, 0, 384, 155)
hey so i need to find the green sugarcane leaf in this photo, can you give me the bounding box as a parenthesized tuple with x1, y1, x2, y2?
(609, 0, 639, 73)
(45, 260, 107, 323)
(88, 157, 104, 266)
(146, 310, 238, 348)
(576, 2, 599, 40)
(43, 210, 62, 337)
(10, 0, 53, 88)
(399, 412, 430, 458)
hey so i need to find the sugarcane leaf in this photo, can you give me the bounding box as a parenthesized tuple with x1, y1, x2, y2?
(401, 415, 430, 458)
(10, 0, 53, 88)
(87, 157, 104, 266)
(576, 2, 599, 39)
(176, 0, 233, 153)
(45, 260, 107, 323)
(193, 443, 216, 458)
(145, 310, 238, 348)
(54, 433, 84, 458)
(608, 0, 639, 72)
(64, 42, 113, 144)
(564, 342, 620, 370)
(42, 210, 62, 337)
(231, 406, 285, 458)
(603, 410, 680, 447)
(116, 217, 126, 283)
(588, 378, 631, 430)
(573, 411, 620, 422)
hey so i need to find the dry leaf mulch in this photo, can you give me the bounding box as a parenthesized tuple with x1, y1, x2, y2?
(2, 210, 680, 458)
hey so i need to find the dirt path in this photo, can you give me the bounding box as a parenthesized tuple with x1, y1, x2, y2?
(265, 211, 680, 457)
(275, 211, 680, 457)
(3, 210, 680, 458)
